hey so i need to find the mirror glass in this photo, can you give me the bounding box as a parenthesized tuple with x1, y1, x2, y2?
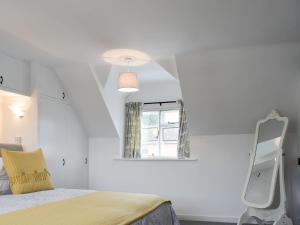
(244, 119, 285, 206)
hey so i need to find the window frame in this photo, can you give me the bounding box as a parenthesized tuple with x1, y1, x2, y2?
(141, 104, 180, 159)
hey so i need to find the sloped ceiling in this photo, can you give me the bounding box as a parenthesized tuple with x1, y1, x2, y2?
(157, 56, 179, 80)
(56, 64, 118, 137)
(176, 43, 300, 135)
(0, 0, 299, 62)
(0, 1, 299, 137)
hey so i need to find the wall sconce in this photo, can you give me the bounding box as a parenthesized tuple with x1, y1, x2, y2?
(8, 105, 25, 119)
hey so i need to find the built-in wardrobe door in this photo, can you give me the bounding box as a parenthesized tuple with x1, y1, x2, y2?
(65, 106, 88, 189)
(33, 63, 70, 103)
(0, 52, 30, 95)
(38, 96, 67, 188)
(35, 63, 88, 189)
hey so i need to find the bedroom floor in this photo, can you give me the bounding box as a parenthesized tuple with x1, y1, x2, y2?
(180, 221, 234, 225)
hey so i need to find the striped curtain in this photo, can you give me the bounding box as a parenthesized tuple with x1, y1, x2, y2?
(177, 100, 190, 159)
(124, 102, 143, 158)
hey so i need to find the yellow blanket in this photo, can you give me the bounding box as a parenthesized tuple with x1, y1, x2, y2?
(0, 192, 170, 225)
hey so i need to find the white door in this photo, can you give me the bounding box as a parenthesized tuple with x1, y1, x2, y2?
(39, 97, 88, 189)
(65, 105, 89, 189)
(38, 97, 67, 188)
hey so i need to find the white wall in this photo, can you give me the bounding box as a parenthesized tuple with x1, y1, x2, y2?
(0, 94, 38, 150)
(126, 80, 182, 103)
(284, 133, 300, 225)
(89, 43, 300, 223)
(0, 96, 3, 141)
(89, 134, 253, 222)
(292, 75, 300, 224)
(102, 71, 126, 140)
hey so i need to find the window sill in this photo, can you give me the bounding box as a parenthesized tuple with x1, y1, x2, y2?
(113, 158, 198, 162)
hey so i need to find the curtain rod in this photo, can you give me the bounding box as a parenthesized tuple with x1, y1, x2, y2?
(143, 101, 177, 106)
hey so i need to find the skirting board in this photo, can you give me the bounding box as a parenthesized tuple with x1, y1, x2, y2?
(177, 214, 238, 223)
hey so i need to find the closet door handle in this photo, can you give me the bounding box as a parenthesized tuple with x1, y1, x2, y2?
(62, 92, 66, 100)
(62, 158, 66, 166)
(0, 75, 3, 85)
(85, 157, 88, 164)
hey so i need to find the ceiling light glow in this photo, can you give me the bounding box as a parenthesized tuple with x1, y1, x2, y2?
(102, 49, 151, 66)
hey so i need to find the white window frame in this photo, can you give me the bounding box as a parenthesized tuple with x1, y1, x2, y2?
(141, 102, 180, 159)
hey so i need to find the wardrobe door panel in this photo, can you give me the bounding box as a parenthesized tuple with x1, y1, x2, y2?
(38, 97, 67, 188)
(34, 64, 70, 103)
(65, 105, 88, 189)
(0, 53, 30, 95)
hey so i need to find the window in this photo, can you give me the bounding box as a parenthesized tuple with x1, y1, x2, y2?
(141, 109, 179, 158)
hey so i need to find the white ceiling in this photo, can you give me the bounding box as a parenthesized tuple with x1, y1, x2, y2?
(177, 43, 300, 135)
(0, 1, 299, 137)
(0, 0, 299, 63)
(56, 64, 118, 137)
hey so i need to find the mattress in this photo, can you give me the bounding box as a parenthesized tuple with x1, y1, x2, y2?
(0, 188, 180, 225)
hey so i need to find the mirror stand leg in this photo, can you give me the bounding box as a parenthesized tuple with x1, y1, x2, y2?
(238, 210, 251, 225)
(274, 215, 293, 225)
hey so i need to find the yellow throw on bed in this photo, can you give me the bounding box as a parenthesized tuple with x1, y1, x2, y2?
(0, 191, 170, 225)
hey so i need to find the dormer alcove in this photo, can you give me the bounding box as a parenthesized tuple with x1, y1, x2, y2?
(0, 90, 36, 150)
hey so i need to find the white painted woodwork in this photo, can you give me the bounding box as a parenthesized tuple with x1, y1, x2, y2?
(32, 62, 70, 104)
(33, 62, 88, 189)
(38, 97, 66, 187)
(0, 52, 30, 95)
(38, 96, 88, 189)
(65, 105, 89, 188)
(239, 111, 292, 225)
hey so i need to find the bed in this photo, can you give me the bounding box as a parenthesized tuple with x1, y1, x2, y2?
(0, 144, 180, 225)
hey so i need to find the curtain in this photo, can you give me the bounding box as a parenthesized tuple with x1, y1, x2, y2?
(124, 102, 143, 158)
(177, 100, 190, 159)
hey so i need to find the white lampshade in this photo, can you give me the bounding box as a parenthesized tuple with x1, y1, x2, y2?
(118, 72, 139, 92)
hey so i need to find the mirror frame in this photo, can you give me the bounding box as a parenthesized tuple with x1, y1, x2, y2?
(241, 110, 288, 208)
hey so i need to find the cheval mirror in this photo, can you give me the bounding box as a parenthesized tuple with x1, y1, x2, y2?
(238, 110, 292, 225)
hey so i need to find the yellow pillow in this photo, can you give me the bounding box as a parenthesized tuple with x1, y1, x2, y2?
(1, 148, 53, 194)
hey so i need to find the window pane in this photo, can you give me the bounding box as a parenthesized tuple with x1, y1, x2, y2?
(162, 127, 179, 142)
(161, 110, 179, 125)
(142, 111, 159, 127)
(161, 126, 178, 158)
(142, 128, 159, 142)
(141, 109, 180, 158)
(141, 111, 159, 158)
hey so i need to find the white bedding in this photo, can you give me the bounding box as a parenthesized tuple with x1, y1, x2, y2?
(0, 188, 95, 215)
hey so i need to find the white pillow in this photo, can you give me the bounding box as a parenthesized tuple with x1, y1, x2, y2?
(0, 159, 11, 195)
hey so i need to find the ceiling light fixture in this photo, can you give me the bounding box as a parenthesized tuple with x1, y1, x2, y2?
(102, 49, 151, 66)
(102, 49, 151, 93)
(118, 72, 139, 92)
(118, 57, 139, 92)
